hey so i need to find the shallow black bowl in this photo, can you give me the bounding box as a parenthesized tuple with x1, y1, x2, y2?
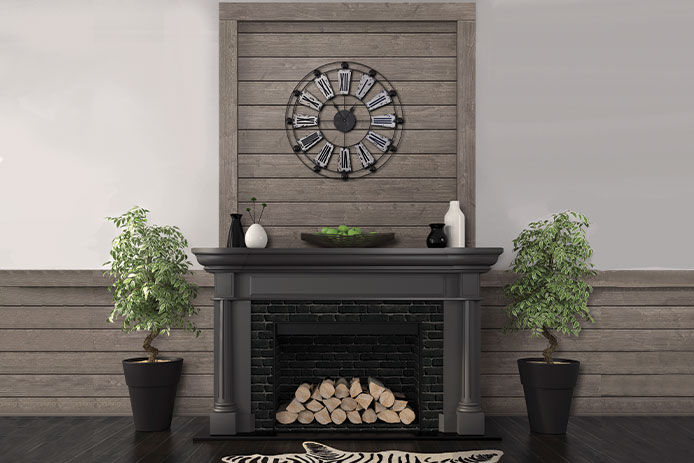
(300, 233, 395, 248)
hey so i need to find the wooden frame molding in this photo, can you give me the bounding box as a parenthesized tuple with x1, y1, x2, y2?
(219, 2, 476, 246)
(219, 3, 475, 22)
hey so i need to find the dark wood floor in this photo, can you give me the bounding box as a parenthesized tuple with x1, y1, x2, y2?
(0, 416, 692, 463)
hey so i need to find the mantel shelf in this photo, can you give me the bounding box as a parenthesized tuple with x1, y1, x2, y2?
(192, 247, 503, 272)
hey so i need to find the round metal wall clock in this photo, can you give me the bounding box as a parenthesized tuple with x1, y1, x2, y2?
(285, 61, 404, 180)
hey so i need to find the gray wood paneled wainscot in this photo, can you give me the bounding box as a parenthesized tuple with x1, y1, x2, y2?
(1, 270, 693, 416)
(219, 2, 476, 248)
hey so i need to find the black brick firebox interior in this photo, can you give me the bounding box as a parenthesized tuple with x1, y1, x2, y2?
(251, 301, 444, 432)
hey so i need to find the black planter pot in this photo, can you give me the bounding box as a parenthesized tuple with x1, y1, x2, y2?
(518, 358, 580, 434)
(122, 357, 183, 431)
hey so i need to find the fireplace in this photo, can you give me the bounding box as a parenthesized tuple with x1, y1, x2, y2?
(192, 248, 503, 436)
(250, 301, 444, 432)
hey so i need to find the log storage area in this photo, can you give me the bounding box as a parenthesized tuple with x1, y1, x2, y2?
(276, 377, 416, 427)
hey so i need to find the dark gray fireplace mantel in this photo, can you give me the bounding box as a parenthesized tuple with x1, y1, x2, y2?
(192, 247, 503, 436)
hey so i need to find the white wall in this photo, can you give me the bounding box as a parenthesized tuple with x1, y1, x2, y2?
(1, 0, 692, 269)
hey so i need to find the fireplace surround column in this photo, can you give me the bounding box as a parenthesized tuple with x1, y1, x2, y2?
(457, 299, 484, 434)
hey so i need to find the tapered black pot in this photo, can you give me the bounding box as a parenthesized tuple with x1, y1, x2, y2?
(122, 357, 183, 431)
(518, 358, 580, 434)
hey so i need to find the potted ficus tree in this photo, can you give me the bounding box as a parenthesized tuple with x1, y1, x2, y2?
(503, 211, 596, 434)
(105, 206, 199, 431)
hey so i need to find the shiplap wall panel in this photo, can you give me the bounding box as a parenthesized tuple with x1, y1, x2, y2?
(238, 202, 449, 226)
(238, 57, 456, 81)
(239, 130, 457, 154)
(238, 155, 457, 179)
(237, 21, 458, 34)
(238, 82, 457, 105)
(237, 179, 457, 202)
(1, 270, 693, 416)
(237, 33, 457, 57)
(231, 20, 460, 245)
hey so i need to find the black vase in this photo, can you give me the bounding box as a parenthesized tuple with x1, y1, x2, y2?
(426, 223, 447, 248)
(227, 213, 246, 248)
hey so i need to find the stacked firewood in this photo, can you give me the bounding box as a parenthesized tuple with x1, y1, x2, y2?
(276, 377, 415, 426)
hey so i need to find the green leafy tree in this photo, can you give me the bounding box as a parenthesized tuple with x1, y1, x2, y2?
(105, 207, 199, 362)
(504, 212, 596, 364)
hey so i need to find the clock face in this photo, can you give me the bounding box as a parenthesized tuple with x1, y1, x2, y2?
(285, 62, 404, 180)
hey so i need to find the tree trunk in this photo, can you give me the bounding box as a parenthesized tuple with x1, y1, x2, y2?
(143, 329, 159, 362)
(542, 325, 558, 364)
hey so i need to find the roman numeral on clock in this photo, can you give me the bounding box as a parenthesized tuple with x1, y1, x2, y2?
(366, 131, 392, 152)
(298, 91, 323, 111)
(313, 142, 334, 168)
(298, 131, 323, 151)
(314, 73, 335, 100)
(370, 114, 396, 128)
(293, 114, 319, 128)
(338, 69, 351, 95)
(356, 142, 375, 168)
(355, 74, 375, 100)
(366, 90, 392, 111)
(337, 147, 352, 173)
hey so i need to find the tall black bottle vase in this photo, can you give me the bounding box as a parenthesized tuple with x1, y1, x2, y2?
(227, 213, 246, 248)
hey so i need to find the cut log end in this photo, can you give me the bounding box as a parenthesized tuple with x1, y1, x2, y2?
(331, 408, 347, 425)
(399, 406, 416, 425)
(314, 407, 331, 425)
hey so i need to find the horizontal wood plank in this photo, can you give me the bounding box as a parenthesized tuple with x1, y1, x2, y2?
(482, 397, 694, 415)
(481, 374, 694, 398)
(238, 154, 456, 178)
(482, 329, 694, 352)
(482, 306, 694, 330)
(480, 270, 694, 288)
(239, 106, 455, 130)
(239, 81, 457, 105)
(0, 352, 213, 374)
(0, 287, 214, 307)
(481, 374, 600, 398)
(238, 178, 456, 202)
(601, 375, 694, 397)
(0, 329, 212, 352)
(221, 3, 475, 22)
(0, 397, 210, 415)
(480, 287, 694, 307)
(0, 270, 213, 288)
(480, 351, 694, 375)
(0, 307, 213, 329)
(238, 21, 458, 34)
(238, 58, 456, 81)
(0, 374, 213, 398)
(238, 33, 456, 57)
(239, 129, 456, 153)
(237, 202, 448, 226)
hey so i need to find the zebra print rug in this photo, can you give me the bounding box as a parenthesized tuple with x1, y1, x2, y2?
(222, 441, 503, 463)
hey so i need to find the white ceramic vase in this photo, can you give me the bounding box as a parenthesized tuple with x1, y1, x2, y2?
(444, 200, 465, 247)
(244, 223, 268, 248)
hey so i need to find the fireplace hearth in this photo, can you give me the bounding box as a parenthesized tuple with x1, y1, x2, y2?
(192, 248, 503, 436)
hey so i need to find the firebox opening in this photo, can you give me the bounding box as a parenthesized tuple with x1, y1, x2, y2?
(274, 322, 422, 432)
